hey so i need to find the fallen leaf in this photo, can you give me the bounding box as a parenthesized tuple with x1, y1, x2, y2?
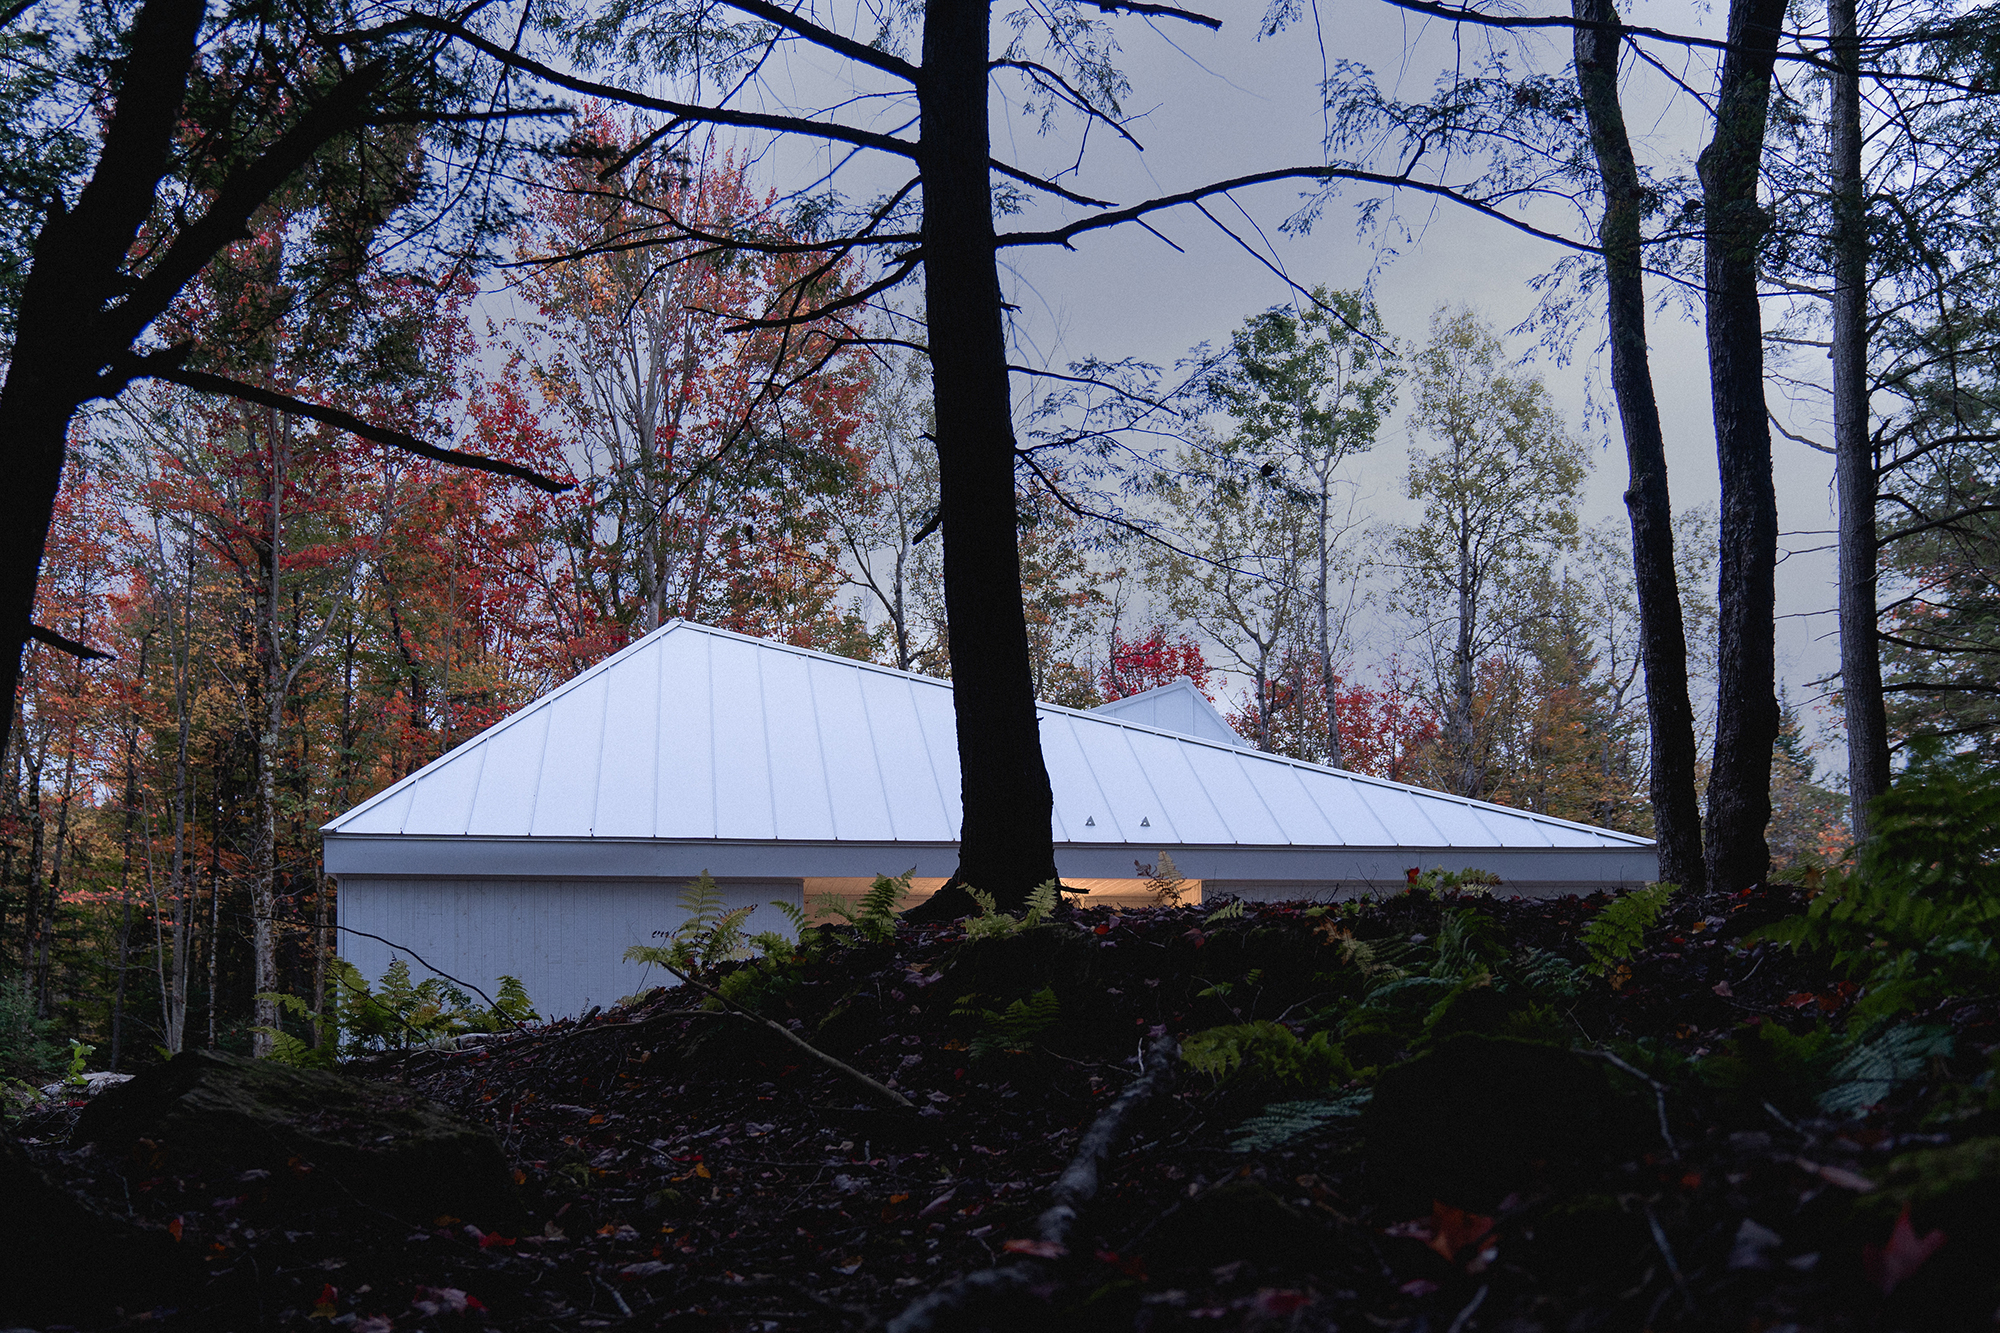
(1712, 980, 1733, 997)
(1002, 1238, 1068, 1259)
(1861, 1206, 1945, 1295)
(167, 1216, 183, 1242)
(1416, 1192, 1496, 1256)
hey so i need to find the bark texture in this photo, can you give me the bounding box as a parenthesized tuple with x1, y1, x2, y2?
(1696, 0, 1788, 892)
(1573, 0, 1705, 889)
(0, 0, 207, 770)
(918, 0, 1059, 907)
(1829, 0, 1889, 841)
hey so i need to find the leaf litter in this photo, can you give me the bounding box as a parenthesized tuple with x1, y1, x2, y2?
(16, 882, 2000, 1331)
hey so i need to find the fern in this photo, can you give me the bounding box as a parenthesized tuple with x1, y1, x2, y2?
(626, 872, 759, 975)
(1816, 1024, 1955, 1117)
(960, 881, 1064, 939)
(955, 987, 1062, 1060)
(1411, 866, 1503, 898)
(1228, 1092, 1372, 1153)
(1205, 898, 1246, 924)
(493, 974, 540, 1024)
(855, 870, 913, 941)
(1023, 880, 1059, 925)
(769, 899, 810, 934)
(1580, 883, 1678, 978)
(1181, 1020, 1353, 1089)
(1138, 852, 1189, 907)
(1756, 752, 2000, 1019)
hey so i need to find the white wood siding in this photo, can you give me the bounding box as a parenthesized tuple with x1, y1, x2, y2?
(336, 877, 803, 1020)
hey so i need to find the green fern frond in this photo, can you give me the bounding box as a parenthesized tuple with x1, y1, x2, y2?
(1228, 1092, 1371, 1153)
(1581, 883, 1678, 976)
(1205, 899, 1246, 924)
(1817, 1024, 1954, 1117)
(770, 899, 810, 934)
(1022, 880, 1060, 926)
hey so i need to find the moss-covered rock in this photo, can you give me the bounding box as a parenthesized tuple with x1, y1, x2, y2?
(76, 1049, 523, 1227)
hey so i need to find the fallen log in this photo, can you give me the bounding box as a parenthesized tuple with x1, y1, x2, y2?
(887, 1034, 1180, 1333)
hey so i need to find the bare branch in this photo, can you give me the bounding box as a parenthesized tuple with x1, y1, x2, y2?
(719, 0, 921, 83)
(1000, 165, 1602, 255)
(378, 16, 919, 160)
(142, 364, 576, 494)
(28, 625, 115, 660)
(1093, 0, 1221, 30)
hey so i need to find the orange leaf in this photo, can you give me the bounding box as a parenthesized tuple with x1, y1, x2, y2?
(1002, 1238, 1068, 1259)
(1425, 1201, 1495, 1263)
(1862, 1206, 1944, 1295)
(167, 1216, 184, 1242)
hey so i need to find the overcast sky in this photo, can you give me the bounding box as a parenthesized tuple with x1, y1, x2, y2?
(491, 0, 1853, 754)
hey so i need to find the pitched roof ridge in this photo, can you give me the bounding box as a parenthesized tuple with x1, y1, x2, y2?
(325, 619, 1652, 849)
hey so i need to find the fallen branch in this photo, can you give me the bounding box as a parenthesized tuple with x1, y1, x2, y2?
(649, 966, 914, 1111)
(887, 1034, 1180, 1333)
(1580, 1047, 1678, 1160)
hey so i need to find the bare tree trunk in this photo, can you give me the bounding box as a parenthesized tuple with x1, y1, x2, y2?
(919, 0, 1058, 908)
(1829, 0, 1888, 842)
(23, 745, 45, 1016)
(1316, 482, 1344, 769)
(1453, 531, 1481, 799)
(1573, 0, 1706, 888)
(251, 409, 287, 1056)
(110, 636, 149, 1071)
(0, 0, 206, 772)
(1697, 0, 1788, 892)
(38, 743, 76, 1017)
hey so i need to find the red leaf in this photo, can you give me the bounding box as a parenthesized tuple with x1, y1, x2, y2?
(1861, 1206, 1945, 1295)
(1424, 1200, 1496, 1262)
(1002, 1238, 1068, 1259)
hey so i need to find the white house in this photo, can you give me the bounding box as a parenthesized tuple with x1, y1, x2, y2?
(322, 621, 1655, 1016)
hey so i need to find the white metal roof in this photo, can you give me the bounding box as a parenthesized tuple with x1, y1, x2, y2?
(323, 622, 1653, 889)
(1090, 677, 1246, 746)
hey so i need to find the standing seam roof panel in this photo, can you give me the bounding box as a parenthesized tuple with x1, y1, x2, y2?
(324, 621, 1654, 854)
(464, 705, 552, 837)
(591, 636, 663, 838)
(654, 631, 718, 838)
(1135, 734, 1238, 844)
(531, 671, 609, 836)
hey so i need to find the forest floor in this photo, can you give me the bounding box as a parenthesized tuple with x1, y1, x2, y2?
(17, 884, 2000, 1332)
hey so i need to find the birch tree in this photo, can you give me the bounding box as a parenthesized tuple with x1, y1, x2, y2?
(1393, 307, 1590, 800)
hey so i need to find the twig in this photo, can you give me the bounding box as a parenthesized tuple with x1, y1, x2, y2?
(1580, 1047, 1677, 1159)
(1644, 1203, 1695, 1317)
(1447, 1284, 1489, 1333)
(887, 1036, 1180, 1333)
(655, 965, 914, 1110)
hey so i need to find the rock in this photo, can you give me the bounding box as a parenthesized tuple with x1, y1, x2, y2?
(36, 1070, 135, 1099)
(1362, 1034, 1644, 1211)
(76, 1049, 523, 1227)
(0, 1128, 194, 1324)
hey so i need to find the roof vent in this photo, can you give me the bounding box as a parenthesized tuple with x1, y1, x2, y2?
(1140, 816, 1151, 827)
(1085, 816, 1095, 827)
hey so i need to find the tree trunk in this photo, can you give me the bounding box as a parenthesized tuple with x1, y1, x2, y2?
(1829, 0, 1888, 842)
(0, 0, 206, 772)
(1573, 0, 1707, 889)
(918, 0, 1058, 908)
(1454, 530, 1481, 799)
(1316, 483, 1344, 769)
(1696, 0, 1787, 892)
(251, 408, 287, 1057)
